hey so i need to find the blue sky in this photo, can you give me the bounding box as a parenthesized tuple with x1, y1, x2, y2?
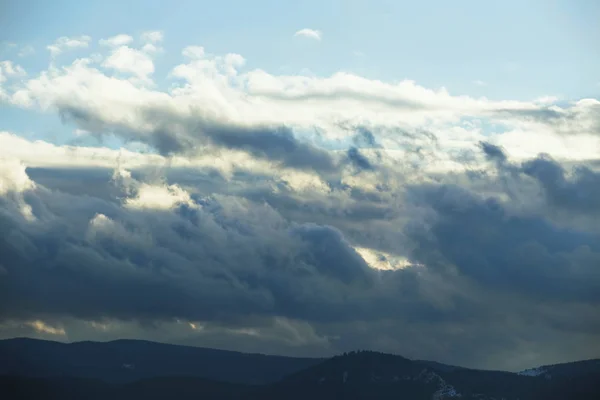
(1, 0, 600, 370)
(1, 0, 598, 147)
(2, 0, 598, 99)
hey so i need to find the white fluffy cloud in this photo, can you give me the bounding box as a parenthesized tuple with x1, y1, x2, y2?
(99, 34, 134, 47)
(124, 181, 195, 210)
(5, 40, 598, 171)
(141, 30, 164, 43)
(294, 28, 322, 41)
(0, 158, 35, 195)
(138, 31, 164, 55)
(0, 60, 26, 80)
(182, 46, 205, 59)
(0, 61, 26, 98)
(47, 35, 91, 57)
(101, 45, 155, 82)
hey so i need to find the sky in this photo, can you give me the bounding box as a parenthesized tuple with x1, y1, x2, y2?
(0, 0, 599, 372)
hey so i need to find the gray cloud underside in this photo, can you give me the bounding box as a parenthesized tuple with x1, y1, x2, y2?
(2, 140, 600, 370)
(58, 104, 354, 174)
(250, 89, 428, 110)
(492, 102, 600, 135)
(0, 174, 444, 324)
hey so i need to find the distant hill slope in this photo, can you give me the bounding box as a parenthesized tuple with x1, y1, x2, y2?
(518, 358, 600, 378)
(1, 338, 599, 400)
(0, 337, 321, 384)
(267, 350, 600, 400)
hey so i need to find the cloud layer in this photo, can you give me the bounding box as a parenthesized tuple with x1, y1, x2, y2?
(1, 31, 600, 371)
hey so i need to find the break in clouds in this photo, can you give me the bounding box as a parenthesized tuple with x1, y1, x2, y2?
(1, 31, 600, 372)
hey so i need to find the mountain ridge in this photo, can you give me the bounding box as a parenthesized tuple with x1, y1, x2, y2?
(1, 338, 600, 399)
(0, 337, 322, 385)
(6, 336, 597, 373)
(3, 336, 323, 359)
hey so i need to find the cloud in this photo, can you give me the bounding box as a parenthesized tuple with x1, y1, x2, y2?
(0, 164, 381, 324)
(141, 30, 164, 43)
(26, 320, 66, 336)
(55, 100, 341, 172)
(479, 141, 507, 164)
(99, 34, 134, 47)
(17, 45, 35, 57)
(0, 61, 26, 98)
(346, 147, 373, 170)
(6, 39, 599, 169)
(141, 43, 162, 55)
(0, 61, 26, 79)
(182, 46, 205, 59)
(137, 31, 164, 55)
(0, 133, 600, 369)
(405, 182, 600, 302)
(294, 29, 322, 41)
(46, 35, 91, 57)
(1, 32, 600, 371)
(101, 45, 155, 82)
(522, 156, 600, 214)
(482, 147, 600, 216)
(0, 158, 35, 195)
(123, 180, 194, 210)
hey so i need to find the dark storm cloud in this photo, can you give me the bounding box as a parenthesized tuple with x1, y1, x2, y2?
(3, 148, 600, 370)
(405, 183, 600, 302)
(479, 141, 507, 164)
(25, 167, 118, 201)
(1, 165, 500, 343)
(346, 147, 373, 170)
(202, 123, 337, 173)
(290, 224, 373, 284)
(522, 155, 600, 213)
(478, 141, 600, 215)
(0, 168, 450, 326)
(25, 165, 400, 252)
(352, 127, 381, 148)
